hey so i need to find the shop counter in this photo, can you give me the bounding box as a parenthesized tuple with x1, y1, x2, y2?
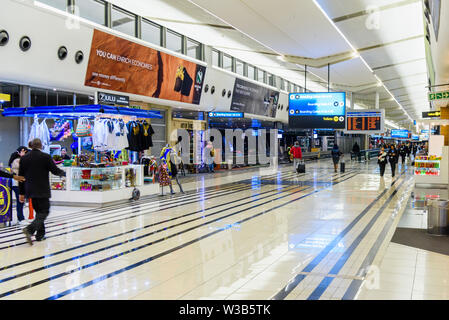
(50, 164, 159, 206)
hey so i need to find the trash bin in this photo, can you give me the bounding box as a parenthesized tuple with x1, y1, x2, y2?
(427, 199, 449, 236)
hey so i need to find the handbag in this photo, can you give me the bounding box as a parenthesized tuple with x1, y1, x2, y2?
(76, 117, 91, 137)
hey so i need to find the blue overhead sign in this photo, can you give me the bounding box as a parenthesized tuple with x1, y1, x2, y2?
(421, 129, 436, 134)
(288, 92, 346, 129)
(208, 112, 244, 118)
(391, 129, 409, 138)
(412, 134, 419, 140)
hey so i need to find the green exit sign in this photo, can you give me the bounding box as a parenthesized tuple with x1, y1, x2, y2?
(429, 91, 449, 101)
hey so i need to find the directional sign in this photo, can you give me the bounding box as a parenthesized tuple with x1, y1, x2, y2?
(422, 111, 441, 118)
(429, 91, 449, 101)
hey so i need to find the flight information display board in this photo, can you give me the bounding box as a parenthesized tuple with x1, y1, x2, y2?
(344, 110, 384, 134)
(288, 92, 346, 129)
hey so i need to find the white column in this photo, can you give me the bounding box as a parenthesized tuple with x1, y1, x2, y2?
(375, 91, 380, 109)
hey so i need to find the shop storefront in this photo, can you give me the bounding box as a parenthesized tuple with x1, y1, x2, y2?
(2, 104, 163, 205)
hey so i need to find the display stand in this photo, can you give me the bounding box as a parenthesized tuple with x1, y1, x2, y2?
(413, 146, 449, 189)
(50, 164, 158, 206)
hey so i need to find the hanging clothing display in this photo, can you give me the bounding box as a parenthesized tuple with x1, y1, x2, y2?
(114, 119, 129, 150)
(126, 120, 154, 152)
(92, 118, 130, 151)
(28, 117, 50, 153)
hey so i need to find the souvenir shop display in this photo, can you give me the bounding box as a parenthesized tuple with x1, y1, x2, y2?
(2, 105, 162, 204)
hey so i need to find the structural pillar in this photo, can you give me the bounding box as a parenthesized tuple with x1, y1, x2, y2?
(440, 107, 449, 146)
(375, 91, 380, 109)
(19, 85, 31, 147)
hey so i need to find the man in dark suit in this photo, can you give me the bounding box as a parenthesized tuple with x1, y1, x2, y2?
(19, 138, 66, 245)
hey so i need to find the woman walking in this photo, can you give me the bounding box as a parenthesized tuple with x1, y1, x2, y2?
(377, 147, 388, 177)
(8, 146, 29, 226)
(388, 144, 398, 177)
(331, 144, 342, 173)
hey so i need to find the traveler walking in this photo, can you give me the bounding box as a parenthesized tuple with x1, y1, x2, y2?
(377, 147, 388, 177)
(8, 146, 29, 226)
(205, 141, 215, 173)
(399, 143, 407, 164)
(290, 141, 303, 172)
(387, 144, 398, 177)
(352, 142, 361, 162)
(331, 144, 342, 173)
(19, 138, 66, 245)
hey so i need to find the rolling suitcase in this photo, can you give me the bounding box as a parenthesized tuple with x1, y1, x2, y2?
(340, 161, 345, 173)
(296, 160, 305, 173)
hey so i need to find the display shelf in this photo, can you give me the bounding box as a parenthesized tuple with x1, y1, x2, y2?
(71, 167, 123, 192)
(50, 166, 67, 190)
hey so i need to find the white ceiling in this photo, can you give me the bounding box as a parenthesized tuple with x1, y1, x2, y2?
(108, 0, 430, 127)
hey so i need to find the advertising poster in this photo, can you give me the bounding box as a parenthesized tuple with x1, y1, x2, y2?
(0, 177, 12, 224)
(85, 29, 206, 105)
(230, 79, 279, 118)
(288, 92, 346, 129)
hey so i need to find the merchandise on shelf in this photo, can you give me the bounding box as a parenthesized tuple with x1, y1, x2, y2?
(414, 155, 442, 176)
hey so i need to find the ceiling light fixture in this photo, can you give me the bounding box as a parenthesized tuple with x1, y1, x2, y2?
(312, 0, 414, 124)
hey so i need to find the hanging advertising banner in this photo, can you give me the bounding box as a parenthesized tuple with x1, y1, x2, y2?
(344, 109, 384, 134)
(85, 29, 206, 105)
(0, 177, 12, 224)
(288, 92, 346, 129)
(230, 78, 279, 118)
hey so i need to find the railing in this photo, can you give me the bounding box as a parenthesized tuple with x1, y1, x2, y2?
(350, 149, 380, 161)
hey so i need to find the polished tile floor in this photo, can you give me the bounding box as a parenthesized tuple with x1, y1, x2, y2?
(0, 158, 432, 300)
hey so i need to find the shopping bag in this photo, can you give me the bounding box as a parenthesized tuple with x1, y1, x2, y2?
(76, 117, 91, 137)
(340, 162, 345, 173)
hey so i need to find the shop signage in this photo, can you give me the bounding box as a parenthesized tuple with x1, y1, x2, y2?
(97, 91, 129, 106)
(412, 134, 419, 140)
(208, 112, 244, 118)
(0, 93, 11, 102)
(288, 92, 346, 129)
(0, 177, 12, 224)
(345, 110, 384, 134)
(391, 129, 409, 139)
(422, 111, 441, 118)
(429, 91, 449, 101)
(85, 29, 206, 105)
(230, 78, 279, 118)
(421, 129, 436, 134)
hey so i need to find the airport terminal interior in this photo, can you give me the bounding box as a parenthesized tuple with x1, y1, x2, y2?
(1, 0, 449, 302)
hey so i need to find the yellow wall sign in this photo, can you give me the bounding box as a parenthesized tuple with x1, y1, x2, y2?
(0, 93, 11, 102)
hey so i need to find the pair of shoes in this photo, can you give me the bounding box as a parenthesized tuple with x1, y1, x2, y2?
(170, 192, 176, 195)
(35, 236, 46, 242)
(22, 228, 33, 246)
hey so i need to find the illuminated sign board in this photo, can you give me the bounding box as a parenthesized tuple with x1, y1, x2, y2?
(208, 112, 244, 118)
(422, 111, 441, 118)
(288, 92, 346, 129)
(344, 109, 384, 134)
(391, 129, 409, 139)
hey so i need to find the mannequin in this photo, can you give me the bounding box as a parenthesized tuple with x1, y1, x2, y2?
(159, 144, 184, 195)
